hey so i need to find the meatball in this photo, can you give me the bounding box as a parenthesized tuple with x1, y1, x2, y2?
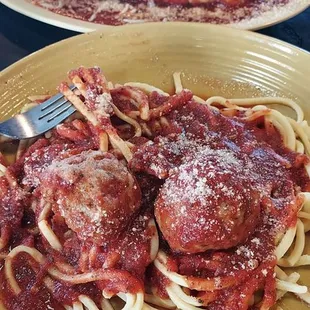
(155, 148, 260, 253)
(40, 150, 141, 245)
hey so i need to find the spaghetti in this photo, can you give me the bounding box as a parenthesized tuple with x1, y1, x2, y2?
(0, 66, 309, 310)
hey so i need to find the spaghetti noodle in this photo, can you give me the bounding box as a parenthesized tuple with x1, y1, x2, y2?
(0, 67, 309, 310)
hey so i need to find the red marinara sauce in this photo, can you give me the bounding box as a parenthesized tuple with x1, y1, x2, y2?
(0, 88, 309, 310)
(0, 140, 154, 308)
(130, 99, 309, 308)
(30, 0, 290, 26)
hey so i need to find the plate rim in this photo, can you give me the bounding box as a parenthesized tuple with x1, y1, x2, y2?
(1, 21, 310, 77)
(0, 0, 309, 32)
(0, 0, 107, 33)
(233, 0, 310, 30)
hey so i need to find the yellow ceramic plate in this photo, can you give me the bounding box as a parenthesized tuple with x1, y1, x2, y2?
(0, 0, 309, 32)
(0, 22, 310, 309)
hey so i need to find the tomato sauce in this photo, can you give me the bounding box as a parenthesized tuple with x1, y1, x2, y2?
(129, 99, 308, 308)
(30, 0, 290, 26)
(0, 89, 308, 309)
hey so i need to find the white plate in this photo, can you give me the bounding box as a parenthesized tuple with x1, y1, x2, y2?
(0, 0, 309, 32)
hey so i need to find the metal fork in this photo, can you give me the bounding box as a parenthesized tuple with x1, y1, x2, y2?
(0, 86, 77, 140)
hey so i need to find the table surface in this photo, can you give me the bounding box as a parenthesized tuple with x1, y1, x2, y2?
(0, 3, 310, 71)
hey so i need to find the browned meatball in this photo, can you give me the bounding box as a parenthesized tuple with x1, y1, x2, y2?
(40, 150, 141, 245)
(155, 149, 260, 253)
